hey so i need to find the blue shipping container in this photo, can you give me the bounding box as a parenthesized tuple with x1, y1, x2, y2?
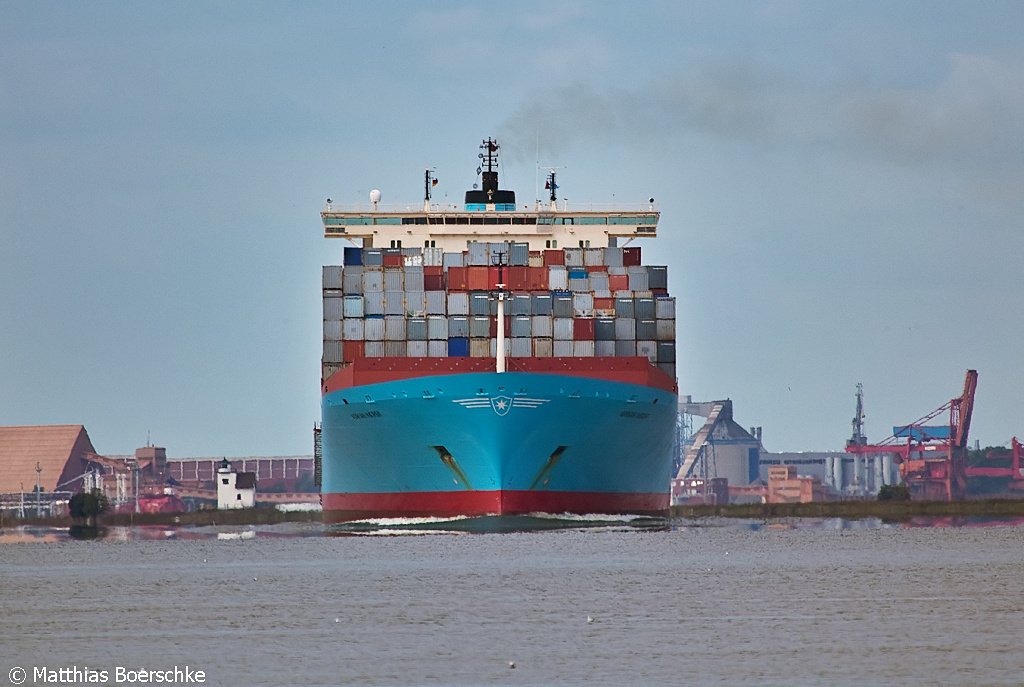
(448, 337, 470, 357)
(344, 247, 363, 266)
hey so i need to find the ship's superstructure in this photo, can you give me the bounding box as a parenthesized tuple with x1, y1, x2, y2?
(319, 139, 677, 522)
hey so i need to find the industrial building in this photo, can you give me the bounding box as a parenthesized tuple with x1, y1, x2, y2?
(0, 425, 99, 516)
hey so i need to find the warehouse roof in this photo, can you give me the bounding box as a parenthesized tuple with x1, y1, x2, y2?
(0, 425, 97, 493)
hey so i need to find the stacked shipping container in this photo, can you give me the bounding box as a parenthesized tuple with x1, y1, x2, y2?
(323, 243, 676, 384)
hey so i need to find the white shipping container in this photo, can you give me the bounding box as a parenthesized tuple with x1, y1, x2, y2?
(343, 318, 365, 341)
(636, 340, 658, 364)
(323, 265, 342, 289)
(322, 340, 343, 363)
(568, 277, 590, 293)
(384, 290, 405, 316)
(442, 252, 464, 268)
(573, 293, 594, 316)
(553, 317, 574, 340)
(384, 269, 404, 291)
(627, 266, 648, 291)
(364, 317, 386, 341)
(428, 340, 448, 357)
(323, 319, 343, 341)
(564, 247, 584, 267)
(533, 338, 553, 357)
(426, 290, 447, 314)
(553, 340, 574, 357)
(363, 291, 385, 316)
(427, 316, 448, 340)
(407, 340, 428, 357)
(403, 254, 423, 267)
(343, 295, 364, 318)
(528, 254, 544, 267)
(531, 315, 553, 338)
(343, 270, 363, 294)
(364, 341, 385, 357)
(584, 248, 605, 266)
(385, 316, 406, 341)
(656, 297, 676, 320)
(447, 292, 470, 315)
(323, 296, 344, 320)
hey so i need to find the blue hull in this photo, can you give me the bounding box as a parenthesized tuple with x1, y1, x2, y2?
(321, 371, 676, 520)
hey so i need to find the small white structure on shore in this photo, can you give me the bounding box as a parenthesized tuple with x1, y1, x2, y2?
(216, 458, 256, 509)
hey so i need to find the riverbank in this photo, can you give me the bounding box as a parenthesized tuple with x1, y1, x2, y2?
(5, 498, 1024, 531)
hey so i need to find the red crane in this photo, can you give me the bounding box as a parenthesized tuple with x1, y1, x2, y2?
(845, 370, 978, 501)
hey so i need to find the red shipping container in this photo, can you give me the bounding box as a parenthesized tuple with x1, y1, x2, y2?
(467, 266, 489, 290)
(651, 288, 668, 296)
(489, 316, 512, 338)
(343, 341, 364, 361)
(424, 266, 444, 276)
(383, 253, 403, 267)
(487, 266, 501, 290)
(447, 267, 469, 291)
(543, 250, 566, 266)
(573, 317, 596, 340)
(527, 266, 549, 290)
(424, 274, 445, 291)
(507, 266, 529, 291)
(609, 274, 629, 291)
(585, 265, 607, 274)
(594, 297, 616, 311)
(622, 246, 642, 266)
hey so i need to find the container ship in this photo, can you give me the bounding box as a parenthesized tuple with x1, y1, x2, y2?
(319, 139, 677, 522)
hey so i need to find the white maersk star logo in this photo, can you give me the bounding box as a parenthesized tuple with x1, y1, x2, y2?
(452, 396, 550, 416)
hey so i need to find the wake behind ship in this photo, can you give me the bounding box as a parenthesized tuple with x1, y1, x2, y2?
(319, 139, 678, 522)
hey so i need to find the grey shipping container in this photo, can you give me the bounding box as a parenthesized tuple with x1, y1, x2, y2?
(407, 317, 428, 341)
(427, 316, 448, 340)
(470, 315, 490, 338)
(615, 340, 636, 356)
(323, 319, 343, 341)
(323, 340, 343, 363)
(636, 340, 658, 364)
(511, 337, 531, 357)
(423, 247, 444, 266)
(468, 242, 488, 265)
(407, 340, 428, 357)
(364, 317, 385, 341)
(470, 292, 490, 316)
(470, 338, 490, 357)
(442, 252, 464, 268)
(364, 341, 385, 357)
(323, 296, 344, 320)
(531, 293, 552, 315)
(604, 246, 623, 268)
(657, 341, 676, 363)
(426, 290, 447, 314)
(615, 318, 636, 340)
(656, 297, 676, 320)
(532, 315, 553, 338)
(448, 316, 469, 338)
(635, 297, 656, 320)
(510, 242, 529, 266)
(362, 249, 383, 266)
(384, 341, 406, 357)
(573, 340, 595, 357)
(589, 272, 610, 292)
(533, 338, 553, 357)
(342, 318, 365, 341)
(564, 247, 584, 267)
(636, 319, 657, 340)
(404, 268, 425, 292)
(385, 290, 405, 316)
(553, 340, 574, 356)
(626, 266, 648, 291)
(511, 294, 531, 316)
(595, 318, 616, 341)
(573, 293, 594, 316)
(595, 339, 616, 356)
(648, 266, 668, 289)
(548, 266, 568, 291)
(363, 291, 385, 316)
(343, 269, 363, 294)
(511, 316, 531, 338)
(656, 319, 675, 341)
(362, 270, 384, 293)
(584, 248, 605, 266)
(428, 340, 448, 357)
(448, 292, 470, 315)
(553, 317, 574, 340)
(614, 297, 634, 318)
(552, 295, 573, 318)
(323, 265, 342, 289)
(405, 290, 426, 315)
(568, 277, 590, 293)
(384, 268, 404, 291)
(489, 338, 512, 357)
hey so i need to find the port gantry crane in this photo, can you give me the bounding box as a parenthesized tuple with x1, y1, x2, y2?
(845, 370, 978, 501)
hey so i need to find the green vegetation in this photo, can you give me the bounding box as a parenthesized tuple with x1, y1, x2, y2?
(68, 489, 109, 526)
(877, 484, 911, 501)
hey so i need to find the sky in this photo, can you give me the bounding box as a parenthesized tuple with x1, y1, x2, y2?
(2, 1, 1023, 457)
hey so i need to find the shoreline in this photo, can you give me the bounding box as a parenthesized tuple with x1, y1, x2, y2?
(4, 498, 1024, 530)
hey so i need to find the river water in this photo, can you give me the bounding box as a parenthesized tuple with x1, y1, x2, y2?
(2, 516, 1023, 687)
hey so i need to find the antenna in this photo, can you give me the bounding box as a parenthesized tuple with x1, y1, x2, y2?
(424, 169, 437, 211)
